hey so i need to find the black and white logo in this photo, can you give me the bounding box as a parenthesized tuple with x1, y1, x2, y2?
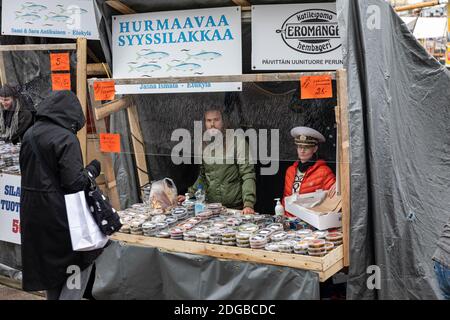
(276, 9, 341, 54)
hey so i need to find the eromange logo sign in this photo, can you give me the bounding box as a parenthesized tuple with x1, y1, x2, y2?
(276, 9, 341, 54)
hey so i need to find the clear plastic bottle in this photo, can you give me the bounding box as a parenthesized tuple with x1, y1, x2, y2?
(182, 193, 195, 216)
(194, 185, 206, 215)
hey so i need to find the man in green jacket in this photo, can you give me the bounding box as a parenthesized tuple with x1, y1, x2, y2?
(178, 109, 256, 214)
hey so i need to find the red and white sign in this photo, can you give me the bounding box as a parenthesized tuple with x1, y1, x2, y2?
(0, 174, 22, 244)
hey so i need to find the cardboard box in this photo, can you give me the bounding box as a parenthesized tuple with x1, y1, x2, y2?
(285, 191, 342, 230)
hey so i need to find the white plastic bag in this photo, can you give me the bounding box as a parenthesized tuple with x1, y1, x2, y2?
(149, 178, 177, 210)
(65, 191, 109, 251)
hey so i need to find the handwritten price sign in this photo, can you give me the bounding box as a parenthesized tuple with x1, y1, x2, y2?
(300, 75, 333, 100)
(50, 52, 70, 71)
(94, 81, 116, 101)
(100, 133, 121, 153)
(51, 73, 71, 91)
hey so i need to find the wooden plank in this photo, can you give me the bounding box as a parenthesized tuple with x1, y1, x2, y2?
(0, 275, 22, 291)
(127, 104, 149, 189)
(0, 275, 46, 298)
(0, 43, 77, 52)
(87, 63, 111, 76)
(321, 244, 343, 270)
(395, 0, 439, 12)
(106, 0, 136, 14)
(231, 0, 251, 6)
(76, 38, 88, 166)
(318, 259, 344, 282)
(87, 82, 121, 210)
(337, 69, 351, 267)
(87, 63, 107, 76)
(88, 72, 336, 85)
(0, 51, 7, 85)
(112, 233, 335, 272)
(94, 97, 129, 120)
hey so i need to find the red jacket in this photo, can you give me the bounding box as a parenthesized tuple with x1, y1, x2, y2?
(283, 160, 336, 217)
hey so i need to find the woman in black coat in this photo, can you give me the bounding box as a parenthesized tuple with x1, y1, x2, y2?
(19, 90, 103, 298)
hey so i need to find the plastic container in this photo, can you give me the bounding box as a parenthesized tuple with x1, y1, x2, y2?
(326, 232, 343, 242)
(270, 231, 288, 242)
(308, 239, 326, 249)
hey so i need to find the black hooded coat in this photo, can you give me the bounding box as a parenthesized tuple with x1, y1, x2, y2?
(19, 91, 101, 291)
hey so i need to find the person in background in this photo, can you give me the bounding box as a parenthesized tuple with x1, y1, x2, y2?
(178, 108, 256, 214)
(433, 216, 450, 299)
(283, 126, 336, 217)
(20, 90, 103, 300)
(0, 84, 35, 144)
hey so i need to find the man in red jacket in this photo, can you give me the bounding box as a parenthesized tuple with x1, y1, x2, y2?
(283, 126, 336, 217)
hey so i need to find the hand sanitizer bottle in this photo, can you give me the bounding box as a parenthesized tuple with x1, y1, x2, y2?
(274, 198, 285, 224)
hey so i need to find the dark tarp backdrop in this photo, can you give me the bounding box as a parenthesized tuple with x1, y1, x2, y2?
(337, 0, 450, 299)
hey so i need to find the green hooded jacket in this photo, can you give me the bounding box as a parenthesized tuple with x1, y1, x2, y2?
(188, 136, 256, 209)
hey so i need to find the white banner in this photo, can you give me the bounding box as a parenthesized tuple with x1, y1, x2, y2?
(1, 0, 99, 40)
(0, 174, 21, 245)
(252, 3, 343, 70)
(112, 6, 242, 94)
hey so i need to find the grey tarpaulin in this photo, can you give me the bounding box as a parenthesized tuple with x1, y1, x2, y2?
(93, 241, 320, 299)
(337, 0, 450, 299)
(109, 108, 140, 209)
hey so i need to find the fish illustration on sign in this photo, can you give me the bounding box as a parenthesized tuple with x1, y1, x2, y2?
(167, 63, 201, 72)
(136, 49, 169, 61)
(181, 49, 222, 61)
(21, 2, 47, 12)
(128, 63, 162, 73)
(56, 4, 88, 15)
(44, 14, 73, 23)
(15, 12, 41, 22)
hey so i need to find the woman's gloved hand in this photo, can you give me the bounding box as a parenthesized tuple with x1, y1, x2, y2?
(86, 159, 101, 178)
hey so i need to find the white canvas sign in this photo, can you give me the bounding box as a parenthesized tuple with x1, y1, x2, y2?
(112, 6, 242, 94)
(1, 0, 99, 40)
(0, 174, 21, 244)
(252, 3, 343, 70)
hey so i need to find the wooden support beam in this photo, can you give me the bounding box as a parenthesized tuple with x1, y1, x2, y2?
(0, 51, 7, 85)
(88, 72, 336, 86)
(0, 43, 77, 52)
(395, 0, 441, 12)
(337, 69, 351, 267)
(231, 0, 251, 6)
(94, 97, 129, 120)
(105, 0, 136, 14)
(76, 38, 88, 166)
(127, 103, 149, 189)
(87, 63, 111, 76)
(87, 83, 121, 210)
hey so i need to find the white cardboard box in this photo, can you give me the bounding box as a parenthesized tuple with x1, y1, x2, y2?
(285, 193, 342, 230)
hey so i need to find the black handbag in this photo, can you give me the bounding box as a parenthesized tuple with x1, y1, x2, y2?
(85, 171, 122, 236)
